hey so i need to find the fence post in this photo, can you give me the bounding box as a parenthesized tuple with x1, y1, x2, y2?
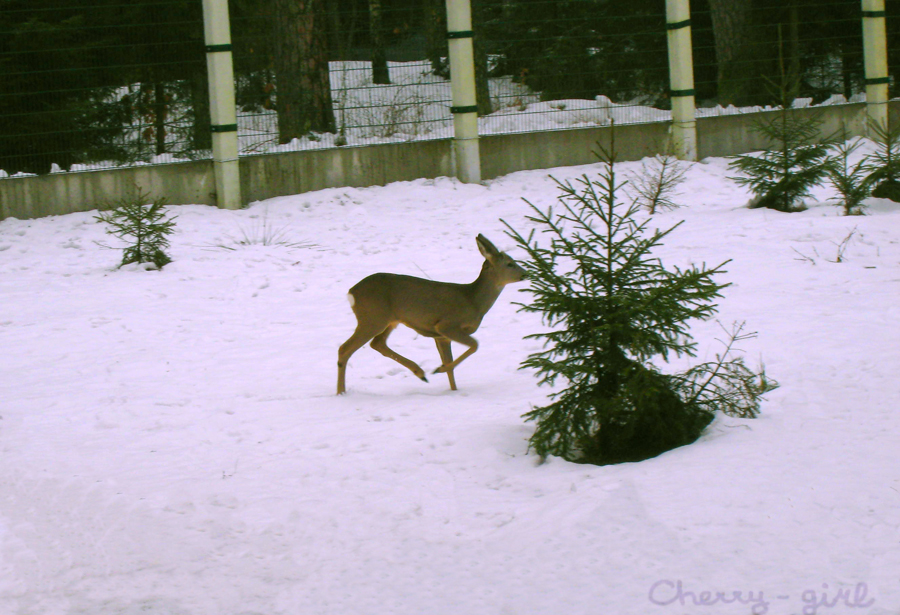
(445, 0, 481, 183)
(202, 0, 242, 209)
(861, 0, 890, 132)
(665, 0, 697, 161)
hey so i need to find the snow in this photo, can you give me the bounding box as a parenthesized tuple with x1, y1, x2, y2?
(1, 143, 899, 615)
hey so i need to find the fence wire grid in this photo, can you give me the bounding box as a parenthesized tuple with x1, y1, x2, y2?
(0, 0, 897, 177)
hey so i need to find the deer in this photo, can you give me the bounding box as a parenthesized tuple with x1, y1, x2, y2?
(337, 234, 526, 395)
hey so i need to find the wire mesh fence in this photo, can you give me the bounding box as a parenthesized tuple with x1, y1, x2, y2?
(0, 0, 208, 176)
(230, 0, 455, 155)
(0, 0, 897, 177)
(477, 0, 671, 132)
(691, 0, 869, 108)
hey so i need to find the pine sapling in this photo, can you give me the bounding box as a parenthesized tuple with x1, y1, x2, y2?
(863, 119, 900, 202)
(728, 105, 834, 212)
(95, 192, 176, 269)
(728, 47, 835, 213)
(828, 137, 872, 216)
(502, 137, 776, 465)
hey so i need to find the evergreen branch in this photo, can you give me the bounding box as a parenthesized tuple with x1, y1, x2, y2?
(675, 322, 778, 419)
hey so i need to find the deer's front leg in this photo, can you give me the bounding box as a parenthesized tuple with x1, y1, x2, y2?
(434, 337, 457, 390)
(432, 324, 478, 374)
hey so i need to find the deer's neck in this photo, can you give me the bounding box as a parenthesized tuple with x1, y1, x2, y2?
(468, 262, 504, 314)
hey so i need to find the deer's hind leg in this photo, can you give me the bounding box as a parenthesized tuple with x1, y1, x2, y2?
(338, 320, 389, 395)
(435, 337, 458, 391)
(370, 323, 429, 383)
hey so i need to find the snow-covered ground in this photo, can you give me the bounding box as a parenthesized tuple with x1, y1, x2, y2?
(1, 143, 898, 615)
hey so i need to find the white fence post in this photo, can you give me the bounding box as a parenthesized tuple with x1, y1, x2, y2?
(862, 0, 890, 132)
(202, 0, 242, 209)
(665, 0, 697, 161)
(445, 0, 481, 183)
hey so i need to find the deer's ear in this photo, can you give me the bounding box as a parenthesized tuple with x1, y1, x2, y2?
(476, 234, 499, 259)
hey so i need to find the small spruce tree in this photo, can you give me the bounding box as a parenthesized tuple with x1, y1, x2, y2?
(95, 192, 176, 269)
(503, 140, 775, 465)
(864, 120, 900, 202)
(728, 103, 834, 212)
(728, 43, 834, 213)
(828, 137, 872, 216)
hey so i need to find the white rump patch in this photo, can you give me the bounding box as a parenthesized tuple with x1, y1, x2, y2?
(347, 292, 355, 308)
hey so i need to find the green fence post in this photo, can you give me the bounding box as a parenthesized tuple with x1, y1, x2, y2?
(445, 0, 481, 183)
(862, 0, 890, 132)
(665, 0, 697, 161)
(202, 0, 242, 209)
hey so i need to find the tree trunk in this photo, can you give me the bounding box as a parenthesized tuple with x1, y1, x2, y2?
(190, 69, 212, 151)
(785, 2, 801, 103)
(708, 0, 760, 106)
(840, 43, 853, 101)
(154, 82, 167, 155)
(425, 0, 448, 77)
(369, 0, 390, 84)
(770, 4, 801, 107)
(325, 0, 343, 58)
(273, 0, 336, 143)
(472, 1, 493, 115)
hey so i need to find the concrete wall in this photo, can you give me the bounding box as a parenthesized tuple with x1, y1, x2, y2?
(0, 160, 216, 220)
(0, 139, 453, 220)
(240, 138, 453, 203)
(697, 102, 868, 159)
(0, 102, 883, 221)
(481, 120, 671, 179)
